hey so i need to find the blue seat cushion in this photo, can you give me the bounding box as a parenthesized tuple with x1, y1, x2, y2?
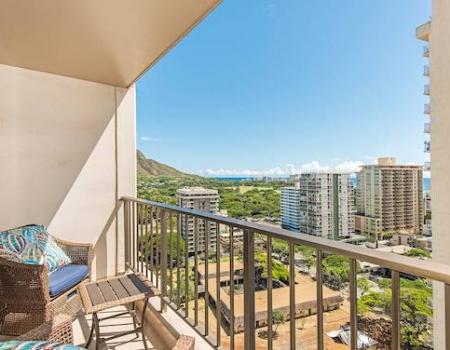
(48, 264, 88, 298)
(0, 340, 85, 349)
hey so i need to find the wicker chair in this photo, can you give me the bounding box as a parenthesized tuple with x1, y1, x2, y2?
(0, 236, 93, 336)
(16, 313, 74, 344)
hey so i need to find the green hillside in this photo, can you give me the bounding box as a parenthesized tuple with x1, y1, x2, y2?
(137, 150, 193, 177)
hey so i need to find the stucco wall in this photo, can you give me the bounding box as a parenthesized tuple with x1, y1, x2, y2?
(431, 0, 450, 348)
(0, 64, 135, 279)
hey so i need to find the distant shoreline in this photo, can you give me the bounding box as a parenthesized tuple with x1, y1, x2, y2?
(210, 176, 431, 192)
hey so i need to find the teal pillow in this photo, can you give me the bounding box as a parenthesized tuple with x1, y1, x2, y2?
(0, 224, 71, 273)
(0, 340, 85, 349)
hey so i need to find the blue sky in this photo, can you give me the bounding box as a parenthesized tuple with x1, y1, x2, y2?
(137, 0, 431, 176)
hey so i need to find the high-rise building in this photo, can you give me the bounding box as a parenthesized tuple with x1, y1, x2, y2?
(281, 173, 354, 239)
(176, 187, 219, 254)
(416, 12, 450, 347)
(355, 157, 423, 240)
(280, 186, 302, 231)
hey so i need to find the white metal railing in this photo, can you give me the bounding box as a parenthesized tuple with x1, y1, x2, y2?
(122, 196, 450, 350)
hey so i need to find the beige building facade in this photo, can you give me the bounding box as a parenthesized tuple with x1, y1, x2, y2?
(417, 2, 450, 347)
(0, 0, 220, 280)
(355, 157, 423, 240)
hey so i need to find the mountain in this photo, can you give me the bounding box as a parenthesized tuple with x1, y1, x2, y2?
(137, 150, 194, 177)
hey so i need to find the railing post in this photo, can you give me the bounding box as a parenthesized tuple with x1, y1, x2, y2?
(349, 258, 358, 350)
(445, 284, 450, 349)
(316, 249, 323, 350)
(123, 199, 130, 269)
(243, 229, 255, 350)
(160, 209, 168, 312)
(391, 271, 400, 350)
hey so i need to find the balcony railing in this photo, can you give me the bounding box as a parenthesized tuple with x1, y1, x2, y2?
(424, 65, 430, 77)
(425, 140, 431, 153)
(424, 161, 431, 171)
(424, 84, 430, 96)
(424, 103, 431, 115)
(423, 46, 430, 57)
(121, 196, 450, 350)
(424, 122, 431, 133)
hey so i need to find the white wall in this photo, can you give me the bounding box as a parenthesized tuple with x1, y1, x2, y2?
(431, 0, 450, 348)
(0, 64, 136, 279)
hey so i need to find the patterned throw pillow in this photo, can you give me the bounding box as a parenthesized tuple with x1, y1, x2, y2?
(0, 340, 84, 350)
(0, 224, 71, 273)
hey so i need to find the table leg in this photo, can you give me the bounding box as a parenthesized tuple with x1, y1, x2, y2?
(93, 312, 101, 350)
(141, 297, 149, 350)
(85, 314, 95, 348)
(131, 302, 140, 338)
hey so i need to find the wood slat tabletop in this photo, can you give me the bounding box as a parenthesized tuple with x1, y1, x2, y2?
(79, 273, 160, 314)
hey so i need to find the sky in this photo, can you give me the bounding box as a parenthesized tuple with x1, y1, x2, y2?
(136, 0, 431, 177)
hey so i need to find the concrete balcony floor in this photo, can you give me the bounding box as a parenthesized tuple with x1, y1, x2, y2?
(73, 306, 159, 350)
(73, 294, 213, 350)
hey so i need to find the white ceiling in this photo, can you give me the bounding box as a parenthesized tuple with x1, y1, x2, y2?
(0, 0, 220, 87)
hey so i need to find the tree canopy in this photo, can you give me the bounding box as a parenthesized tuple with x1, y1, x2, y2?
(358, 277, 432, 349)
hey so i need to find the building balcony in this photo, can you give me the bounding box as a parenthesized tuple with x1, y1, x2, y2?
(424, 46, 430, 57)
(424, 103, 431, 115)
(424, 161, 431, 171)
(424, 122, 431, 133)
(424, 65, 430, 77)
(115, 197, 450, 350)
(424, 84, 430, 96)
(1, 2, 449, 349)
(416, 21, 431, 42)
(425, 140, 431, 153)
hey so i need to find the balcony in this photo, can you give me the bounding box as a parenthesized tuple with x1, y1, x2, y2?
(416, 21, 431, 42)
(423, 46, 430, 58)
(1, 2, 449, 350)
(425, 140, 431, 153)
(424, 84, 430, 96)
(424, 65, 430, 77)
(424, 103, 431, 115)
(424, 161, 431, 171)
(114, 197, 450, 350)
(424, 122, 431, 133)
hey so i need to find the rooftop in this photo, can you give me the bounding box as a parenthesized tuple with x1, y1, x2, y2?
(176, 187, 219, 196)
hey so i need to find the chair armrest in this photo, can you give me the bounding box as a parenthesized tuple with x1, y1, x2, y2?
(0, 257, 50, 304)
(53, 237, 93, 268)
(17, 313, 73, 344)
(172, 335, 195, 350)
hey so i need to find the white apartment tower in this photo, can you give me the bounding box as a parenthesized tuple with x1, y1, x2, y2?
(281, 173, 354, 240)
(176, 187, 219, 254)
(355, 157, 423, 240)
(280, 186, 301, 231)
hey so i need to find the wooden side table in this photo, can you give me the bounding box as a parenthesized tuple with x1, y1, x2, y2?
(78, 273, 159, 350)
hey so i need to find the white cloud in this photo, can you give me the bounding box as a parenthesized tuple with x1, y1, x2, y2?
(200, 160, 365, 177)
(334, 160, 364, 173)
